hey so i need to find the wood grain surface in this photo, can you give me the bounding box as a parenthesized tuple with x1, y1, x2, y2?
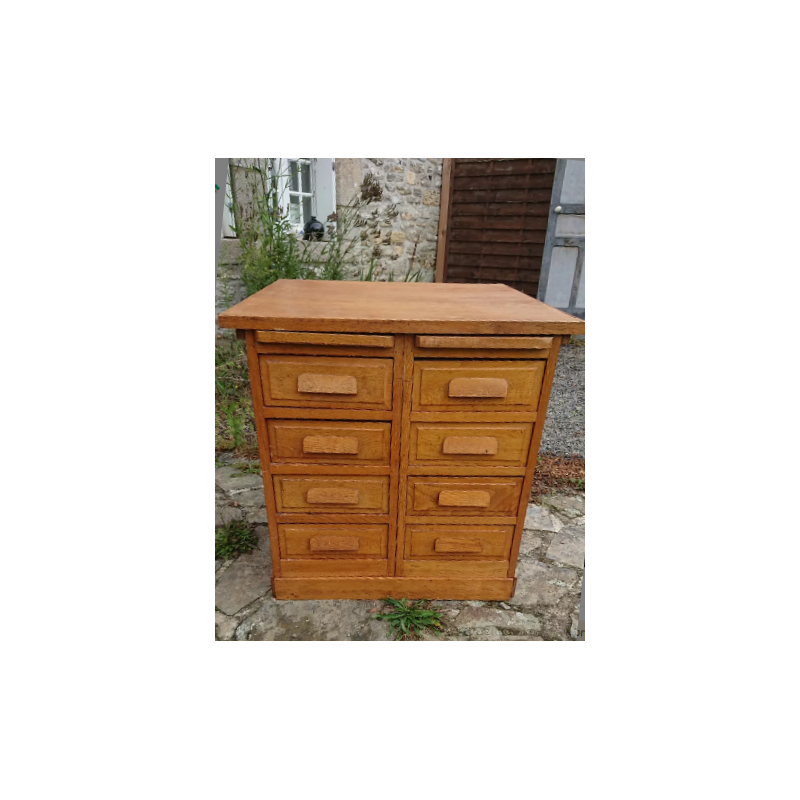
(218, 280, 585, 335)
(416, 335, 552, 350)
(272, 576, 515, 600)
(274, 476, 390, 513)
(408, 422, 532, 466)
(260, 355, 393, 410)
(407, 477, 523, 516)
(279, 523, 388, 558)
(256, 331, 394, 348)
(412, 360, 545, 412)
(406, 524, 514, 559)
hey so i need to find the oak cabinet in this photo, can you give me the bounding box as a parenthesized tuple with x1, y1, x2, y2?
(218, 280, 584, 600)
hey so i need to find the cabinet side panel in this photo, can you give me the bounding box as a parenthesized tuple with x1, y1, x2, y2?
(245, 330, 283, 577)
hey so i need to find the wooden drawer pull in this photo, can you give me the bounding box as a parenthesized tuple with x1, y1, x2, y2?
(307, 487, 360, 505)
(438, 490, 491, 507)
(297, 373, 358, 395)
(434, 537, 484, 554)
(442, 436, 498, 455)
(309, 536, 360, 552)
(448, 377, 508, 398)
(302, 435, 360, 455)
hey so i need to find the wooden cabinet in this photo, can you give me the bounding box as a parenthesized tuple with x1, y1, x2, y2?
(218, 280, 584, 600)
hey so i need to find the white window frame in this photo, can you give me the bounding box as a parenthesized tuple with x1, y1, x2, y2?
(272, 158, 336, 236)
(222, 158, 336, 238)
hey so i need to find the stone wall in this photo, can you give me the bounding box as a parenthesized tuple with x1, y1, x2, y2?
(335, 158, 442, 281)
(216, 239, 246, 338)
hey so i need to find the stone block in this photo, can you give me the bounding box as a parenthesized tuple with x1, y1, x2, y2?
(215, 505, 244, 527)
(233, 488, 265, 508)
(406, 171, 417, 184)
(215, 611, 239, 641)
(423, 190, 440, 206)
(390, 230, 405, 244)
(215, 561, 272, 615)
(524, 503, 564, 533)
(511, 560, 578, 607)
(215, 467, 264, 493)
(541, 494, 585, 519)
(545, 524, 585, 569)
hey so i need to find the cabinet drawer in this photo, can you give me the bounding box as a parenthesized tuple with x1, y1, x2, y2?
(279, 523, 388, 558)
(406, 477, 523, 516)
(409, 422, 533, 467)
(259, 355, 393, 410)
(274, 475, 390, 513)
(406, 524, 514, 560)
(267, 420, 391, 465)
(412, 360, 545, 412)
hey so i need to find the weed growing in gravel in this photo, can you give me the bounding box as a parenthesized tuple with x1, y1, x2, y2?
(215, 521, 258, 560)
(374, 597, 443, 640)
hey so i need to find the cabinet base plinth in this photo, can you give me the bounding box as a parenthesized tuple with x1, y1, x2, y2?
(272, 576, 514, 601)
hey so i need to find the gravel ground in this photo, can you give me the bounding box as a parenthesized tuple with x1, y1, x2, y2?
(540, 341, 585, 458)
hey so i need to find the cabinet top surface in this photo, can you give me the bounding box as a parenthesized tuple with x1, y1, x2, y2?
(218, 280, 585, 335)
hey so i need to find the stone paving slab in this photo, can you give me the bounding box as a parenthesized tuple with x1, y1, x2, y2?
(510, 560, 578, 607)
(545, 523, 585, 569)
(524, 503, 564, 533)
(541, 493, 585, 519)
(215, 467, 264, 493)
(215, 528, 273, 616)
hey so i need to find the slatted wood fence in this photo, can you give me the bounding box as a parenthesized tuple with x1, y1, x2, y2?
(436, 158, 557, 297)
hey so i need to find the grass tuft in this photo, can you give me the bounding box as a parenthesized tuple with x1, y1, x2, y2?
(215, 521, 258, 560)
(373, 597, 443, 640)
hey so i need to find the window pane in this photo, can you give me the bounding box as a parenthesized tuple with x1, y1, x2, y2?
(301, 161, 311, 193)
(303, 196, 312, 225)
(289, 161, 299, 192)
(289, 194, 300, 224)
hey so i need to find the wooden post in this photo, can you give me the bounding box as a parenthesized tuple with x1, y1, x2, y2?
(435, 158, 454, 283)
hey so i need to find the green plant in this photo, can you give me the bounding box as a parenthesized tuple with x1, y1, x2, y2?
(358, 258, 379, 281)
(226, 404, 245, 448)
(373, 597, 444, 640)
(232, 159, 312, 296)
(215, 521, 258, 560)
(231, 163, 390, 293)
(232, 461, 261, 476)
(569, 477, 585, 490)
(215, 340, 257, 454)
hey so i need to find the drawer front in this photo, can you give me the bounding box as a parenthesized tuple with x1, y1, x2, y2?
(406, 525, 514, 560)
(406, 477, 523, 516)
(259, 355, 393, 410)
(409, 422, 533, 466)
(267, 420, 391, 465)
(279, 523, 388, 558)
(274, 476, 390, 513)
(412, 360, 545, 412)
